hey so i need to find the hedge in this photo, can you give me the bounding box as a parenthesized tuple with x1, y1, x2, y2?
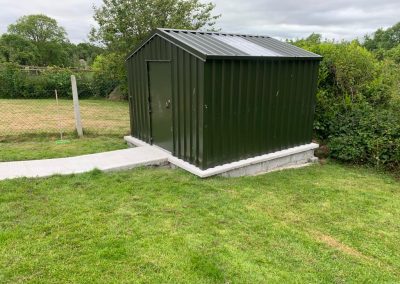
(0, 63, 118, 99)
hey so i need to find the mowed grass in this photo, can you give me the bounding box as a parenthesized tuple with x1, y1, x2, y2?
(0, 163, 399, 283)
(0, 99, 130, 136)
(0, 135, 128, 162)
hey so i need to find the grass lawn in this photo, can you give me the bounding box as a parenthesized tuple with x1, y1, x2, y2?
(0, 98, 130, 161)
(0, 163, 399, 283)
(0, 135, 128, 162)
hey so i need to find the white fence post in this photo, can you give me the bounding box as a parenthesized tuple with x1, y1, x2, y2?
(71, 75, 83, 137)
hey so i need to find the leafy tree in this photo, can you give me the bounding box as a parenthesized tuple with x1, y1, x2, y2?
(385, 44, 400, 64)
(92, 53, 123, 97)
(5, 14, 74, 66)
(8, 14, 67, 43)
(0, 34, 39, 65)
(74, 43, 104, 65)
(90, 0, 220, 53)
(364, 22, 400, 51)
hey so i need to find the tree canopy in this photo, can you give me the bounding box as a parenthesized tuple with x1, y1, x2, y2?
(364, 22, 400, 51)
(90, 0, 220, 53)
(1, 14, 104, 67)
(8, 14, 68, 43)
(0, 34, 39, 65)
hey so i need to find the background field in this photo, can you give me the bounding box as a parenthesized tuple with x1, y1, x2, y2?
(0, 99, 130, 161)
(0, 99, 130, 137)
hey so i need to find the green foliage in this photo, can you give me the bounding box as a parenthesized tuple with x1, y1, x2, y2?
(0, 34, 39, 65)
(0, 63, 102, 98)
(294, 33, 400, 172)
(2, 14, 104, 67)
(92, 53, 124, 97)
(8, 14, 67, 43)
(90, 0, 220, 53)
(297, 39, 382, 102)
(328, 103, 400, 170)
(384, 44, 400, 64)
(74, 43, 104, 66)
(364, 22, 400, 51)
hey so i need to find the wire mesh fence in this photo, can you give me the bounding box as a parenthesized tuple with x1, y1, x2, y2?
(0, 95, 130, 140)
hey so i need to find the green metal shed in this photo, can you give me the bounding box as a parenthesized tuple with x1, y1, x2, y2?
(126, 28, 322, 170)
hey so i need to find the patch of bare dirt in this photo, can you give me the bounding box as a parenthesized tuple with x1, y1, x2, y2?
(311, 230, 371, 261)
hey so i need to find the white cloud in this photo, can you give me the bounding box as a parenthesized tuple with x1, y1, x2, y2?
(0, 0, 399, 43)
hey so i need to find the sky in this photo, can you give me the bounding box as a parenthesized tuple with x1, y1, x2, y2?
(0, 0, 399, 43)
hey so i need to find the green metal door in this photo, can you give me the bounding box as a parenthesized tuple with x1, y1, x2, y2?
(148, 61, 173, 152)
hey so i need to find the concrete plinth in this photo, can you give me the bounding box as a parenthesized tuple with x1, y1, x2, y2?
(124, 136, 319, 178)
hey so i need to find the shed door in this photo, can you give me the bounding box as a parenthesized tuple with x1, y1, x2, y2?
(148, 61, 173, 152)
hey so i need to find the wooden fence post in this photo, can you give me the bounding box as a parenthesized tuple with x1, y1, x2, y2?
(71, 75, 83, 137)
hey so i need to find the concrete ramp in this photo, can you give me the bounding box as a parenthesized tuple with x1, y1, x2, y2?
(0, 146, 169, 180)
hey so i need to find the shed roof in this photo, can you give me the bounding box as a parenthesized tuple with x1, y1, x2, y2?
(127, 28, 322, 61)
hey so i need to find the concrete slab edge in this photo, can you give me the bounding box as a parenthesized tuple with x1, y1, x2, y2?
(124, 136, 319, 178)
(168, 143, 319, 178)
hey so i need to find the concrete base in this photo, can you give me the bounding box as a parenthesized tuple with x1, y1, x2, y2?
(124, 136, 319, 178)
(219, 148, 317, 177)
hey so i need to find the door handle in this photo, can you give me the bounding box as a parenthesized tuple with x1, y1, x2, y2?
(165, 99, 171, 109)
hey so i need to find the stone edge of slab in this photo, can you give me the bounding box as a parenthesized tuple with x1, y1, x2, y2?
(124, 136, 319, 178)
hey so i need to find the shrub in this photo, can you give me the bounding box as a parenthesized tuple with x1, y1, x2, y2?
(295, 36, 400, 172)
(0, 64, 103, 98)
(92, 53, 127, 98)
(328, 104, 400, 171)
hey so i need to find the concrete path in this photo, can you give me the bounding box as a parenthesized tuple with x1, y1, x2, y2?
(0, 146, 169, 180)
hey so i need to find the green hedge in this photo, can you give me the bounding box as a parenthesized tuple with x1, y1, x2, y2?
(295, 37, 400, 172)
(0, 63, 118, 98)
(323, 103, 400, 171)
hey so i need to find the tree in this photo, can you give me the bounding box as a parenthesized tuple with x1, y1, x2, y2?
(0, 34, 39, 65)
(5, 14, 73, 66)
(74, 43, 104, 65)
(8, 14, 68, 43)
(364, 22, 400, 51)
(90, 0, 220, 53)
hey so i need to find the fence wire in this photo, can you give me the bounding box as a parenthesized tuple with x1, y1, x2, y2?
(0, 94, 130, 140)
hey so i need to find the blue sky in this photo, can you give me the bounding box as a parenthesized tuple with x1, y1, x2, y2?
(0, 0, 399, 43)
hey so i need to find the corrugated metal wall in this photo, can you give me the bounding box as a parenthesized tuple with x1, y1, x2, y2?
(202, 59, 319, 168)
(126, 35, 205, 166)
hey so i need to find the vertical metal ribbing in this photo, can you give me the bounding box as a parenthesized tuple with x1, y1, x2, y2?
(127, 34, 207, 167)
(228, 60, 234, 162)
(237, 60, 244, 158)
(292, 60, 301, 146)
(184, 52, 189, 160)
(127, 34, 319, 169)
(260, 60, 268, 153)
(220, 60, 225, 161)
(286, 61, 294, 148)
(198, 60, 204, 167)
(272, 60, 280, 151)
(253, 60, 260, 154)
(170, 44, 177, 155)
(179, 49, 185, 158)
